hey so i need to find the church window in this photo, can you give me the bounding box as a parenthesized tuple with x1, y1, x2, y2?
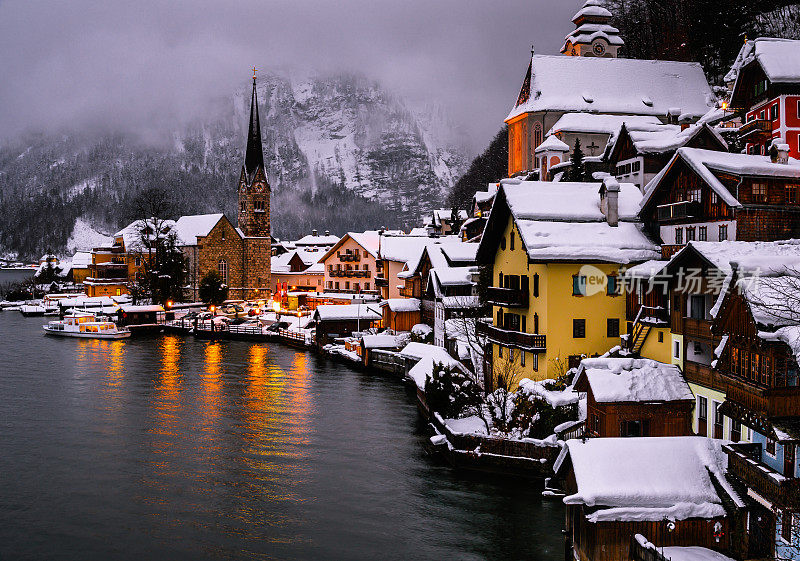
(533, 122, 542, 148)
(218, 260, 228, 283)
(254, 199, 265, 212)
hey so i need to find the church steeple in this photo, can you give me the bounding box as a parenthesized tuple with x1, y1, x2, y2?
(245, 69, 264, 178)
(238, 67, 270, 239)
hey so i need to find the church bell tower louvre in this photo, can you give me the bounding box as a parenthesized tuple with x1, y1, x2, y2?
(238, 67, 271, 239)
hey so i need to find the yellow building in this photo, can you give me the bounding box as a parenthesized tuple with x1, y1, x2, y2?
(476, 178, 660, 386)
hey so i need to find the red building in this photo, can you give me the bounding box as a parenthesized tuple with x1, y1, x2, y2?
(728, 38, 800, 159)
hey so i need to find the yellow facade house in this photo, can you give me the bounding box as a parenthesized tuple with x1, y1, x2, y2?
(476, 177, 660, 387)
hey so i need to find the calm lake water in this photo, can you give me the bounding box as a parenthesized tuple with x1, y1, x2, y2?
(0, 312, 564, 560)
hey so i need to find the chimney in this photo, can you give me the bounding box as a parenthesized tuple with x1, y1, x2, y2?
(600, 177, 620, 227)
(324, 230, 330, 236)
(679, 114, 691, 131)
(312, 229, 318, 236)
(770, 139, 790, 164)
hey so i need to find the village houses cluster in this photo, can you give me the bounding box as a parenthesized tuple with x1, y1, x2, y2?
(35, 2, 800, 560)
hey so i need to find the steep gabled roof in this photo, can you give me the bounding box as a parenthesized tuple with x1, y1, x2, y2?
(727, 37, 800, 85)
(641, 148, 800, 212)
(507, 55, 715, 122)
(244, 77, 264, 178)
(173, 213, 225, 246)
(477, 180, 659, 264)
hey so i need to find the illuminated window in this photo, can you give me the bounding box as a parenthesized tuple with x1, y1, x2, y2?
(218, 259, 228, 283)
(787, 185, 799, 203)
(752, 183, 767, 203)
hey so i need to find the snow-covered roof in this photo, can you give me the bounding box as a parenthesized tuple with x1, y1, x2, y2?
(672, 240, 800, 276)
(739, 275, 800, 329)
(492, 181, 659, 264)
(408, 227, 428, 236)
(571, 1, 611, 22)
(173, 213, 224, 246)
(726, 37, 800, 84)
(379, 235, 429, 264)
(380, 298, 421, 313)
(114, 218, 177, 251)
(623, 259, 667, 279)
(294, 233, 340, 246)
(348, 231, 381, 258)
(557, 436, 740, 522)
(313, 304, 382, 321)
(575, 357, 693, 403)
(614, 123, 728, 157)
(642, 148, 800, 210)
(441, 295, 481, 309)
(548, 113, 662, 138)
(398, 342, 454, 362)
(439, 242, 478, 264)
(361, 333, 408, 349)
(432, 266, 476, 286)
(70, 251, 92, 268)
(507, 55, 715, 122)
(535, 134, 570, 153)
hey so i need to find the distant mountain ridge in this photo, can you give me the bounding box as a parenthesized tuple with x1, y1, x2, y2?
(0, 71, 469, 259)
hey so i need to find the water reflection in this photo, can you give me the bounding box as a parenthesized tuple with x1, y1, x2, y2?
(0, 313, 565, 561)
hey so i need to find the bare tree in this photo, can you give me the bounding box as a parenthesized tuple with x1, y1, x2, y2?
(486, 347, 525, 433)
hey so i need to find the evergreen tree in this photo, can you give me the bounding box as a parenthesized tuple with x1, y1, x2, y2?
(447, 127, 508, 210)
(570, 138, 587, 182)
(199, 270, 228, 305)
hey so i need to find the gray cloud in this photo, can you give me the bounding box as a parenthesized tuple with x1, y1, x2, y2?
(0, 0, 578, 150)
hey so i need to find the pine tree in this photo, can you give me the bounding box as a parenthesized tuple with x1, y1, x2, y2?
(199, 270, 228, 305)
(570, 138, 586, 182)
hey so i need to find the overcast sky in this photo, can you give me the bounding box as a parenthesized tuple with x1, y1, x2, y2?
(0, 0, 579, 151)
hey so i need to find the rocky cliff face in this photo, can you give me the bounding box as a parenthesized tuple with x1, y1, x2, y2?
(0, 72, 469, 259)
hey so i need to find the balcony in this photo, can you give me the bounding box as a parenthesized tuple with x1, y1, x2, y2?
(683, 317, 714, 340)
(486, 286, 528, 308)
(656, 200, 701, 221)
(738, 119, 772, 142)
(477, 322, 546, 352)
(724, 442, 800, 508)
(337, 253, 361, 262)
(374, 276, 388, 288)
(725, 375, 800, 418)
(683, 361, 727, 393)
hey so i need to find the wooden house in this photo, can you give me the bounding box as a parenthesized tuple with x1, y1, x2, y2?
(573, 357, 694, 438)
(553, 436, 745, 561)
(638, 147, 800, 259)
(727, 38, 800, 159)
(380, 298, 421, 332)
(312, 304, 382, 348)
(607, 122, 728, 191)
(710, 267, 800, 559)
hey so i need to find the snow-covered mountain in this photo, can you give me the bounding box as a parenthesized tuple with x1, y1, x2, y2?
(0, 71, 470, 259)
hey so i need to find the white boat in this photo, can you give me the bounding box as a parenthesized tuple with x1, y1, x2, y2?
(43, 313, 131, 340)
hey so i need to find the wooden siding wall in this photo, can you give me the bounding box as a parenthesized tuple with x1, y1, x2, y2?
(567, 505, 730, 561)
(586, 391, 693, 438)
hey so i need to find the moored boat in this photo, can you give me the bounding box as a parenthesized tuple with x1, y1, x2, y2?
(43, 313, 131, 339)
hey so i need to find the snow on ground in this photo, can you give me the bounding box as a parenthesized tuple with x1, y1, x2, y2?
(66, 218, 112, 253)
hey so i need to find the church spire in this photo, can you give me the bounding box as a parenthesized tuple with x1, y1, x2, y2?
(245, 69, 264, 178)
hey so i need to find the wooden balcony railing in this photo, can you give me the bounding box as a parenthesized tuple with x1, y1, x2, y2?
(725, 375, 800, 417)
(656, 200, 701, 221)
(683, 317, 714, 340)
(477, 322, 546, 351)
(724, 442, 800, 508)
(486, 286, 528, 308)
(337, 253, 361, 262)
(738, 119, 772, 141)
(683, 361, 727, 393)
(374, 276, 388, 287)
